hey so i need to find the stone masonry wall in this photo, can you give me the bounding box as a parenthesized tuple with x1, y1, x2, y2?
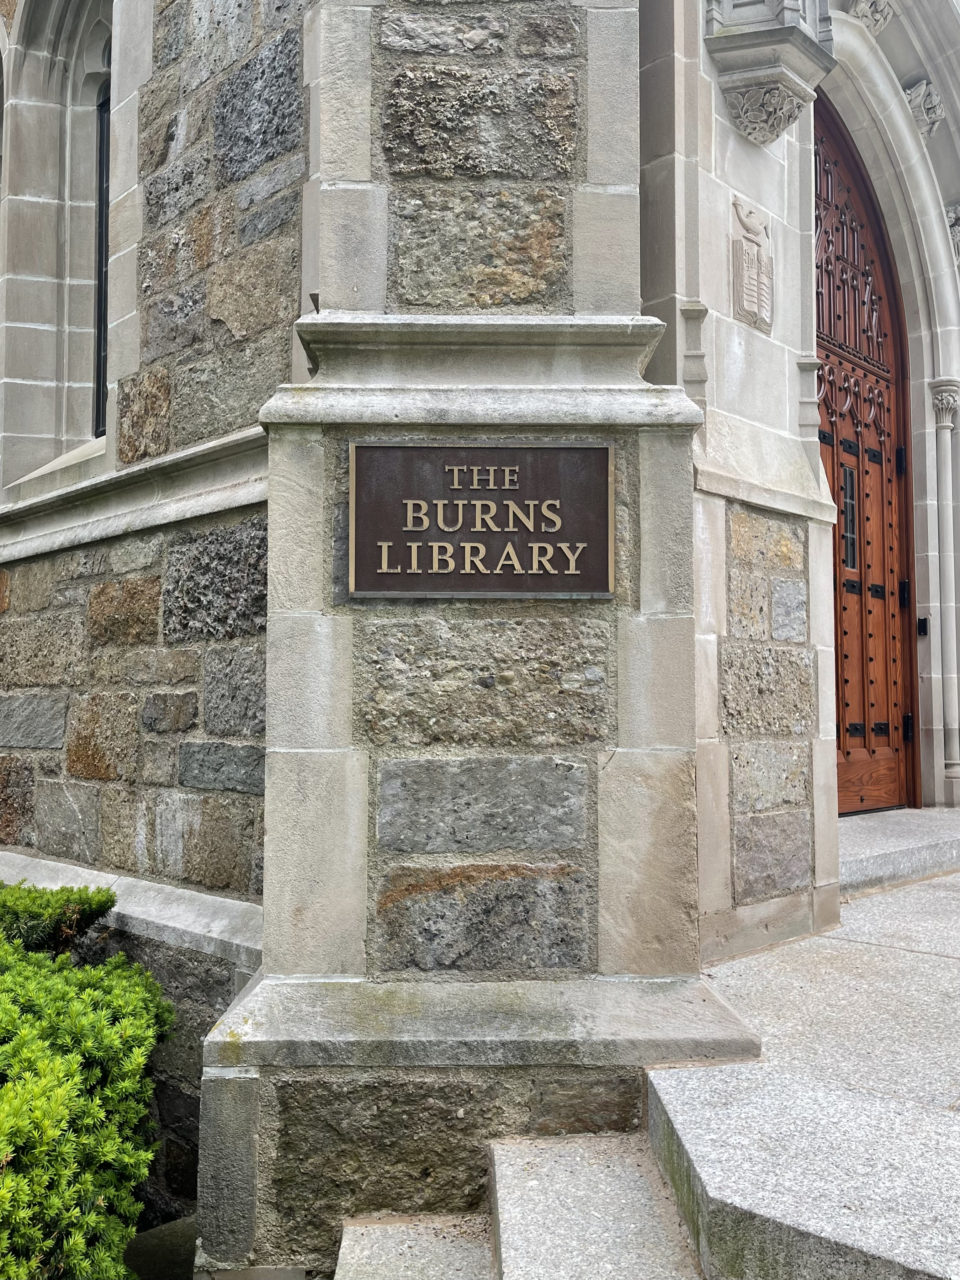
(719, 503, 817, 905)
(117, 0, 306, 463)
(374, 2, 584, 311)
(0, 512, 266, 898)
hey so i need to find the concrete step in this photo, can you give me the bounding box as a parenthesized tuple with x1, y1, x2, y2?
(839, 807, 960, 893)
(489, 1133, 701, 1279)
(648, 1063, 960, 1280)
(334, 1214, 495, 1280)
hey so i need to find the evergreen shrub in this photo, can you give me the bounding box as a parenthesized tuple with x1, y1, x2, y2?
(0, 880, 116, 954)
(0, 882, 174, 1280)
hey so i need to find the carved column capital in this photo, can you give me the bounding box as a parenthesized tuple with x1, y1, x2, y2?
(906, 80, 945, 140)
(932, 379, 960, 428)
(946, 205, 960, 269)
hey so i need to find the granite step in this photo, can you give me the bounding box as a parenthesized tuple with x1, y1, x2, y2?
(489, 1133, 701, 1279)
(334, 1214, 496, 1280)
(839, 807, 960, 894)
(648, 1062, 960, 1280)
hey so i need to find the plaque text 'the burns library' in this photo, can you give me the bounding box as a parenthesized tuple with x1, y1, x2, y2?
(350, 444, 614, 598)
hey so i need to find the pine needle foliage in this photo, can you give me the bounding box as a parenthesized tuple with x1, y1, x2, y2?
(0, 881, 116, 955)
(0, 883, 174, 1279)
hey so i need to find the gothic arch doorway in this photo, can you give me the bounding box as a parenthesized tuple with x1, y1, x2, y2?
(815, 95, 919, 815)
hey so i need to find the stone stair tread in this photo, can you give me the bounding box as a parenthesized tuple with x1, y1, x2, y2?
(334, 1213, 495, 1280)
(490, 1133, 701, 1280)
(649, 1063, 960, 1279)
(839, 808, 960, 893)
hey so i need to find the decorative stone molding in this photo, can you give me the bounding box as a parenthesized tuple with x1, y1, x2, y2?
(732, 199, 774, 333)
(906, 80, 945, 140)
(704, 0, 835, 146)
(851, 0, 894, 36)
(932, 380, 960, 428)
(946, 206, 960, 267)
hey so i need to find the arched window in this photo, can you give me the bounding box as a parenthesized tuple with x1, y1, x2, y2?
(0, 0, 114, 488)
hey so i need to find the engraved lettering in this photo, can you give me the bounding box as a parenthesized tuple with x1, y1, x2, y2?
(429, 542, 456, 573)
(445, 465, 467, 490)
(403, 500, 429, 531)
(408, 542, 422, 574)
(472, 500, 500, 532)
(462, 543, 490, 574)
(558, 542, 587, 574)
(377, 542, 401, 574)
(530, 543, 558, 574)
(434, 500, 467, 532)
(540, 499, 562, 533)
(504, 500, 537, 533)
(494, 543, 525, 575)
(470, 466, 498, 490)
(503, 466, 519, 490)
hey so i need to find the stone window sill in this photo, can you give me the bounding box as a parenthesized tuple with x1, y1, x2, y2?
(3, 435, 108, 505)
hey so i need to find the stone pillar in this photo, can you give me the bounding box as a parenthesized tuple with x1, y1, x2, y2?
(933, 380, 960, 770)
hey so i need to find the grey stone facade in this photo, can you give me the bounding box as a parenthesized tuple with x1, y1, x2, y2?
(0, 513, 266, 897)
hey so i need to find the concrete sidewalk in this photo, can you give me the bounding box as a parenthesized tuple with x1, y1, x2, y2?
(648, 874, 960, 1279)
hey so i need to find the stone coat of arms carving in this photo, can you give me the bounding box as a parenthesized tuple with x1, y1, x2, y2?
(732, 198, 774, 333)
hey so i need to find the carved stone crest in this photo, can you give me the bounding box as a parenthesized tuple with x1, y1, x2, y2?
(851, 0, 894, 35)
(906, 80, 945, 139)
(724, 83, 807, 146)
(732, 198, 774, 334)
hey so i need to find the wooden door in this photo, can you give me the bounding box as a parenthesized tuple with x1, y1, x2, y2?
(815, 98, 918, 814)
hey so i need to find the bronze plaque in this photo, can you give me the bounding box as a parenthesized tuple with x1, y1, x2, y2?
(349, 444, 614, 598)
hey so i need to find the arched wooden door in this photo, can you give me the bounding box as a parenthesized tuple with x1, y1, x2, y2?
(815, 97, 918, 815)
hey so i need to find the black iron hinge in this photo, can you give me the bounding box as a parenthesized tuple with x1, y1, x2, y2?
(899, 579, 910, 609)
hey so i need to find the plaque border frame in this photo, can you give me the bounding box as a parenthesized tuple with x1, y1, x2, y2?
(348, 441, 616, 600)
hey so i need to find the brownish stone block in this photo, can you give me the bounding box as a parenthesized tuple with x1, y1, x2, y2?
(88, 576, 162, 646)
(67, 693, 140, 782)
(0, 570, 9, 614)
(117, 368, 172, 465)
(0, 756, 34, 845)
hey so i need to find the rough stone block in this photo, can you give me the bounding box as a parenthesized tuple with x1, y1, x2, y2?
(213, 29, 302, 183)
(143, 145, 213, 230)
(88, 577, 162, 646)
(0, 692, 69, 749)
(181, 0, 253, 94)
(269, 1068, 643, 1273)
(719, 643, 815, 739)
(383, 67, 577, 179)
(360, 619, 609, 747)
(727, 570, 768, 641)
(88, 646, 202, 687)
(237, 190, 298, 246)
(171, 327, 290, 448)
(516, 14, 581, 57)
(731, 741, 810, 814)
(733, 809, 812, 904)
(162, 516, 267, 644)
(101, 786, 154, 875)
(379, 756, 586, 854)
(203, 645, 265, 738)
(393, 185, 566, 309)
(142, 739, 179, 787)
(0, 614, 85, 688)
(142, 281, 207, 364)
(0, 756, 34, 845)
(67, 693, 140, 782)
(179, 743, 265, 795)
(729, 506, 805, 573)
(155, 789, 259, 893)
(117, 369, 172, 465)
(263, 0, 305, 27)
(208, 231, 298, 340)
(154, 0, 187, 70)
(109, 536, 164, 576)
(139, 204, 219, 299)
(30, 780, 100, 862)
(375, 862, 590, 972)
(0, 570, 10, 613)
(142, 691, 200, 734)
(771, 578, 808, 643)
(380, 13, 506, 54)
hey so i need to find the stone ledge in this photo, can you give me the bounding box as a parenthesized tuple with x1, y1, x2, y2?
(0, 847, 263, 971)
(203, 974, 760, 1069)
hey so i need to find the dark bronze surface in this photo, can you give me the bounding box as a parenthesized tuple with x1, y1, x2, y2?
(350, 444, 614, 598)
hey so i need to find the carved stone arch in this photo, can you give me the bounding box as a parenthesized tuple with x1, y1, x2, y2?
(0, 0, 113, 488)
(821, 10, 960, 803)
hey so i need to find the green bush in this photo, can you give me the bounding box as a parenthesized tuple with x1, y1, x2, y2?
(0, 885, 173, 1280)
(0, 881, 116, 955)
